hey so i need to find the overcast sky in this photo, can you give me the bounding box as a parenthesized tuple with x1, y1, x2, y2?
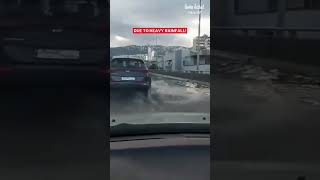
(111, 0, 210, 47)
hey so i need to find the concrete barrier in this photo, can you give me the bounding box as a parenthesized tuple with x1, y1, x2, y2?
(150, 70, 210, 83)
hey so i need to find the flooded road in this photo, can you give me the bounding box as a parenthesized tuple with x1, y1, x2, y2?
(110, 75, 210, 115)
(214, 64, 320, 178)
(214, 64, 320, 162)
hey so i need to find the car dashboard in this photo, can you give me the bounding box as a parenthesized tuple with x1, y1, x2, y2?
(110, 134, 210, 180)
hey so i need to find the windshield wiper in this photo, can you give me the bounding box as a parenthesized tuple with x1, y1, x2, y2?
(111, 123, 210, 137)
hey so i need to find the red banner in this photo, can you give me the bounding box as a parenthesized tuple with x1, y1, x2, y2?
(133, 28, 188, 34)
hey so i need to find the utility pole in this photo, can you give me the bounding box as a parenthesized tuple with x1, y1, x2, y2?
(196, 0, 202, 72)
(155, 35, 157, 69)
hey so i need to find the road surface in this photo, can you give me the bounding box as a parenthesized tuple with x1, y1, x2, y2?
(110, 74, 210, 115)
(0, 74, 210, 179)
(213, 74, 320, 179)
(0, 74, 210, 128)
(214, 60, 320, 163)
(3, 65, 320, 176)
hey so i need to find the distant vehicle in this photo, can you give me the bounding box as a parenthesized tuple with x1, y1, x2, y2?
(110, 57, 151, 97)
(0, 0, 107, 87)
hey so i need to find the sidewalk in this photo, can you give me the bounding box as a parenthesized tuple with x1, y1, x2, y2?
(214, 49, 320, 77)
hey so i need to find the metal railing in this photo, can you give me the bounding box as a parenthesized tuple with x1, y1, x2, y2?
(153, 69, 210, 74)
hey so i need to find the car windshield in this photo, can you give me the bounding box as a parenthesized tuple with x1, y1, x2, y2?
(110, 0, 211, 135)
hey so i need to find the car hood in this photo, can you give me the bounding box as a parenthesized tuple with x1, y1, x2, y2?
(110, 112, 210, 126)
(110, 112, 210, 137)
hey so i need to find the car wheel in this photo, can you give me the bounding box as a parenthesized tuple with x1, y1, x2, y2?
(142, 88, 151, 101)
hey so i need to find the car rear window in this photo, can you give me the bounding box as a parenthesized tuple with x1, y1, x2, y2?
(111, 58, 146, 69)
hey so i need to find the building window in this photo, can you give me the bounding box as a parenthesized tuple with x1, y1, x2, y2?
(205, 57, 210, 65)
(287, 0, 320, 10)
(234, 0, 277, 15)
(193, 58, 197, 66)
(199, 58, 205, 65)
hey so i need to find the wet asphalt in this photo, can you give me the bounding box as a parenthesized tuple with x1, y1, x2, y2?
(0, 75, 210, 179)
(2, 70, 320, 178)
(110, 75, 210, 115)
(214, 74, 320, 163)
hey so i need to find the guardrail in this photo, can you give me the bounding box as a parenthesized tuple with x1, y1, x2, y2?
(183, 70, 210, 74)
(153, 69, 210, 74)
(150, 70, 210, 82)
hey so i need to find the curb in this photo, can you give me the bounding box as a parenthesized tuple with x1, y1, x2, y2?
(150, 73, 210, 88)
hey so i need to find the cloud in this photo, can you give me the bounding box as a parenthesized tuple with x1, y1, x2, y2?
(111, 35, 134, 47)
(111, 0, 210, 47)
(115, 35, 129, 41)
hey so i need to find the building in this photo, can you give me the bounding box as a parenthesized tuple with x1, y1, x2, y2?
(204, 37, 210, 49)
(214, 0, 320, 39)
(112, 54, 147, 61)
(155, 55, 164, 69)
(163, 49, 176, 71)
(193, 34, 210, 51)
(147, 47, 155, 61)
(160, 47, 210, 73)
(161, 47, 193, 72)
(174, 49, 190, 71)
(183, 50, 210, 74)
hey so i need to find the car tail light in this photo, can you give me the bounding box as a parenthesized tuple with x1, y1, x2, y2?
(139, 69, 149, 77)
(134, 69, 148, 75)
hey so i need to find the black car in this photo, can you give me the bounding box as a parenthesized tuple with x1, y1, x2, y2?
(110, 58, 151, 97)
(0, 0, 107, 87)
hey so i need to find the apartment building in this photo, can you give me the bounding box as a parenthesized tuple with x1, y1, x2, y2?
(193, 34, 210, 51)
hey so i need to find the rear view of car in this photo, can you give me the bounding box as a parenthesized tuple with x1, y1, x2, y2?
(110, 58, 151, 96)
(0, 0, 107, 87)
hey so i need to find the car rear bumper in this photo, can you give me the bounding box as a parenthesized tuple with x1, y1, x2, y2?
(0, 64, 106, 87)
(110, 81, 150, 90)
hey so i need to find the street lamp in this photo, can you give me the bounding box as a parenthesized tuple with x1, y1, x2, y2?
(196, 0, 202, 72)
